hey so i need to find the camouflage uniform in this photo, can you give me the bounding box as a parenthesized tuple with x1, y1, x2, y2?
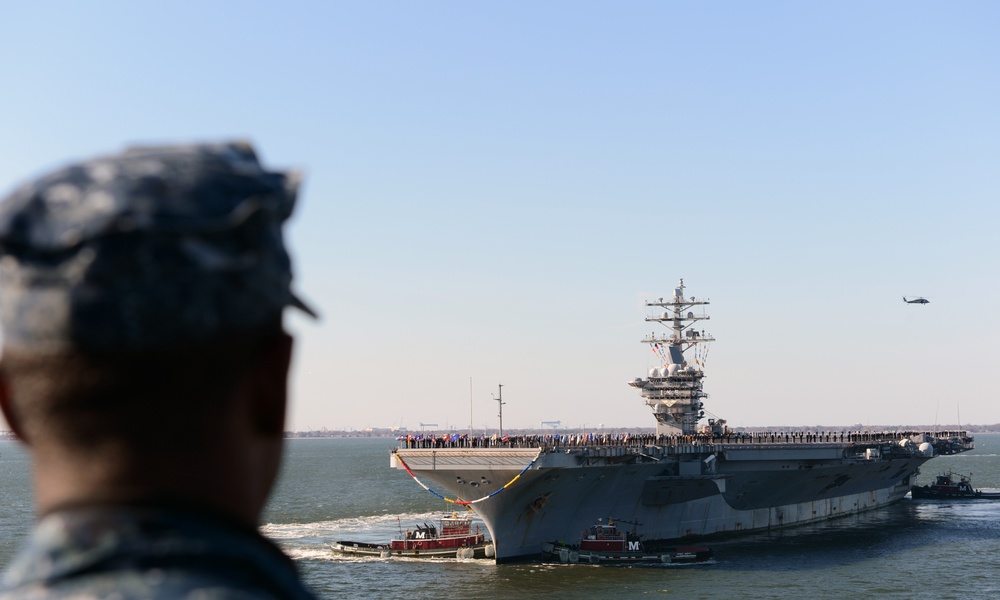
(0, 142, 319, 598)
(0, 506, 317, 599)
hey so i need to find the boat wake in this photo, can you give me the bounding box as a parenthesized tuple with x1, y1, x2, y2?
(261, 511, 487, 561)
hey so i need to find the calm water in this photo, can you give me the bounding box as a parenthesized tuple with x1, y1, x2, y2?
(2, 435, 999, 599)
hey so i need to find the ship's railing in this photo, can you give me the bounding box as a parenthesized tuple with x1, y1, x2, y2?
(394, 430, 973, 451)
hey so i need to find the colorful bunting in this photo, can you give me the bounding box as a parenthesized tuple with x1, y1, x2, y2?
(394, 449, 543, 506)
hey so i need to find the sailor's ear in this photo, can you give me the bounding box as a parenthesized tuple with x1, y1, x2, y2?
(246, 331, 292, 437)
(0, 367, 29, 444)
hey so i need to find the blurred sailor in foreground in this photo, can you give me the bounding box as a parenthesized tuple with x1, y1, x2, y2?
(0, 142, 319, 599)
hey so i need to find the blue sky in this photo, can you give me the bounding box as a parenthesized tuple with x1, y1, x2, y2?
(1, 2, 997, 431)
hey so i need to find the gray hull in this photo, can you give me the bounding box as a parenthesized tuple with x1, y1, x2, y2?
(393, 440, 937, 562)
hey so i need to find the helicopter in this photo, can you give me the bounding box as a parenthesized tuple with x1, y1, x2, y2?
(903, 296, 929, 305)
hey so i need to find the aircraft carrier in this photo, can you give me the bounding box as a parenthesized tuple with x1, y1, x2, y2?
(391, 280, 973, 562)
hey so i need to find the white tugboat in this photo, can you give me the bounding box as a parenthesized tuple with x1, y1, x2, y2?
(391, 280, 974, 562)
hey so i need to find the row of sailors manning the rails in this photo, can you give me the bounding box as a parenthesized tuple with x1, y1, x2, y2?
(396, 430, 963, 450)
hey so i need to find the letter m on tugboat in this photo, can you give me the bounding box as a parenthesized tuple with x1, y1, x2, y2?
(541, 518, 712, 565)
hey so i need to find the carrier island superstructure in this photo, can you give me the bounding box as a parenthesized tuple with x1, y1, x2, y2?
(391, 280, 973, 563)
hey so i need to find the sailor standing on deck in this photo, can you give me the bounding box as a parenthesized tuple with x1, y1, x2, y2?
(0, 142, 320, 599)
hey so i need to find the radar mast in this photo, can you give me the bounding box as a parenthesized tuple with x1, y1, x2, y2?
(628, 279, 716, 436)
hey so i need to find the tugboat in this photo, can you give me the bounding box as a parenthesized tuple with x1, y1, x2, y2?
(911, 472, 1000, 500)
(541, 518, 712, 565)
(331, 513, 495, 559)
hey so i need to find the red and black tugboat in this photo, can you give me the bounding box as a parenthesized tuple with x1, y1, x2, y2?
(542, 518, 712, 565)
(911, 472, 1000, 500)
(331, 513, 494, 558)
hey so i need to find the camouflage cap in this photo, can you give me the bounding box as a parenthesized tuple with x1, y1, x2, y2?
(0, 141, 316, 352)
